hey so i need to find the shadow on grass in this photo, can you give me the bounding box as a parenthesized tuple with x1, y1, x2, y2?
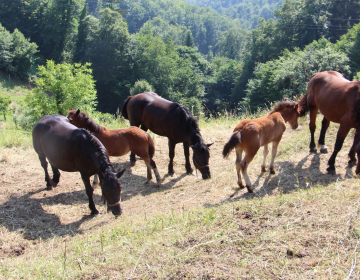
(205, 152, 352, 207)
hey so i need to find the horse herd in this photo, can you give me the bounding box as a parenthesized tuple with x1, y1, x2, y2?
(32, 71, 360, 217)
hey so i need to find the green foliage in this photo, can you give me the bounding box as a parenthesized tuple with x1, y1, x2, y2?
(0, 94, 11, 120)
(244, 38, 350, 108)
(130, 80, 153, 96)
(0, 24, 38, 80)
(20, 61, 96, 128)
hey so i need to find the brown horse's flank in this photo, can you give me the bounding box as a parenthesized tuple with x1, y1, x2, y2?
(223, 101, 300, 193)
(67, 110, 161, 184)
(298, 71, 360, 174)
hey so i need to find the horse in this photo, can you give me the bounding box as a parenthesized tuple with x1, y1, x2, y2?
(222, 101, 300, 193)
(121, 92, 212, 179)
(67, 109, 161, 185)
(298, 71, 360, 174)
(32, 114, 125, 216)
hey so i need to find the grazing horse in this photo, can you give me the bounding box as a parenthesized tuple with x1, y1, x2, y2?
(32, 115, 125, 216)
(121, 92, 212, 179)
(299, 71, 360, 174)
(67, 109, 161, 185)
(223, 101, 300, 193)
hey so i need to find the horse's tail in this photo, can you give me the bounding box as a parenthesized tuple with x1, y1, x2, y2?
(121, 96, 131, 119)
(146, 133, 155, 159)
(223, 131, 241, 158)
(298, 94, 309, 117)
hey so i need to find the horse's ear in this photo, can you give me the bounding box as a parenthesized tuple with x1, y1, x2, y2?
(190, 143, 198, 149)
(116, 169, 126, 178)
(76, 109, 80, 116)
(206, 143, 214, 148)
(70, 106, 73, 110)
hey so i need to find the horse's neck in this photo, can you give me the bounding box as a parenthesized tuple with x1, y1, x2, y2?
(188, 131, 203, 146)
(84, 118, 103, 133)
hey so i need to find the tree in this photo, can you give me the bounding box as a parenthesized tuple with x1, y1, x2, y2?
(130, 79, 154, 95)
(23, 60, 97, 127)
(0, 94, 11, 120)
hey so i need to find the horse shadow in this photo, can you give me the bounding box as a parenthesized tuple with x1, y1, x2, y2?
(112, 161, 192, 202)
(205, 152, 347, 208)
(0, 187, 105, 241)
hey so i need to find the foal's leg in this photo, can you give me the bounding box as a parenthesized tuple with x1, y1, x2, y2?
(240, 150, 258, 193)
(348, 128, 360, 167)
(261, 144, 269, 172)
(38, 154, 55, 190)
(143, 157, 153, 184)
(327, 124, 351, 174)
(318, 116, 330, 153)
(80, 172, 99, 215)
(144, 158, 162, 185)
(309, 108, 318, 153)
(168, 140, 177, 177)
(269, 138, 281, 174)
(92, 174, 100, 188)
(183, 142, 194, 175)
(235, 146, 244, 188)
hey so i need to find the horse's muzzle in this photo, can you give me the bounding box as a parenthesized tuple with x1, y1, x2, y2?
(111, 206, 122, 216)
(201, 170, 211, 179)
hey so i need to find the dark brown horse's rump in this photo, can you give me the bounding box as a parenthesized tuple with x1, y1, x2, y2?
(121, 92, 212, 179)
(33, 114, 124, 216)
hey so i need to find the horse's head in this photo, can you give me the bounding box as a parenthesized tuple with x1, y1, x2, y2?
(276, 102, 300, 130)
(99, 169, 125, 216)
(67, 109, 87, 128)
(190, 142, 213, 179)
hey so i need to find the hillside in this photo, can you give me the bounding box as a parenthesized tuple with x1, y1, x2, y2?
(1, 111, 360, 278)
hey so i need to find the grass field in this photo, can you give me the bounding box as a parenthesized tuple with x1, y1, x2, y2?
(1, 107, 360, 279)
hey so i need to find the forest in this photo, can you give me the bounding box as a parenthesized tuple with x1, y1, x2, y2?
(1, 0, 360, 126)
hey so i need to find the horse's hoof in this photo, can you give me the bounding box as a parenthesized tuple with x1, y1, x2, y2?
(246, 186, 253, 193)
(237, 182, 245, 189)
(261, 166, 266, 172)
(320, 147, 328, 153)
(309, 148, 317, 153)
(130, 161, 136, 167)
(270, 168, 276, 174)
(46, 185, 53, 191)
(169, 173, 177, 179)
(186, 169, 194, 175)
(326, 166, 336, 175)
(91, 209, 99, 215)
(50, 179, 58, 187)
(348, 159, 357, 167)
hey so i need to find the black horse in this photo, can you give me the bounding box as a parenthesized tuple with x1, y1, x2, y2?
(32, 115, 125, 216)
(121, 92, 212, 179)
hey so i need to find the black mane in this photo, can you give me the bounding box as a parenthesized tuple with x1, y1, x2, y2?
(81, 129, 113, 172)
(170, 103, 200, 136)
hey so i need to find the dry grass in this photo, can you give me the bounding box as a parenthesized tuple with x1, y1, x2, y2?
(1, 115, 360, 279)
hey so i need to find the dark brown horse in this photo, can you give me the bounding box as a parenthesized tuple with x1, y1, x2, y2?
(121, 92, 212, 179)
(32, 114, 125, 216)
(223, 101, 300, 193)
(299, 71, 360, 174)
(67, 109, 161, 185)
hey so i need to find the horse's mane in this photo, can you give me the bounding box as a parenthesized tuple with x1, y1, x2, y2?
(271, 101, 298, 114)
(81, 129, 113, 172)
(170, 103, 200, 136)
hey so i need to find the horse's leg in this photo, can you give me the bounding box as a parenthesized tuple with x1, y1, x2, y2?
(144, 157, 162, 185)
(80, 172, 99, 215)
(143, 157, 153, 184)
(240, 150, 258, 193)
(183, 142, 193, 175)
(309, 108, 318, 153)
(168, 139, 176, 177)
(235, 146, 244, 188)
(92, 174, 100, 188)
(269, 139, 281, 174)
(38, 154, 53, 190)
(348, 128, 360, 167)
(261, 144, 269, 172)
(318, 116, 330, 153)
(49, 164, 60, 187)
(327, 125, 351, 174)
(151, 159, 162, 185)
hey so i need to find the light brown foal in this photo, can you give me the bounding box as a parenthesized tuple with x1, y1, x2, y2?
(223, 101, 300, 193)
(67, 109, 161, 185)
